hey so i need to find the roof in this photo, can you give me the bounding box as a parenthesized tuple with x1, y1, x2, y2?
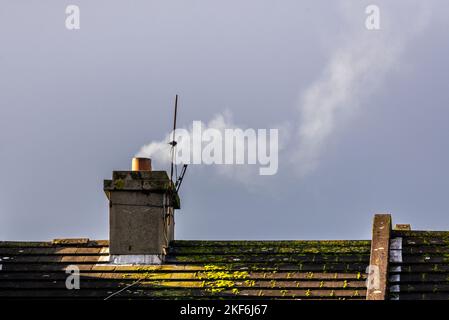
(389, 230, 449, 300)
(3, 214, 449, 300)
(0, 239, 370, 300)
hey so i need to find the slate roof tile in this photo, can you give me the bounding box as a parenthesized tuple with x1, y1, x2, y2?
(389, 230, 449, 300)
(0, 239, 370, 300)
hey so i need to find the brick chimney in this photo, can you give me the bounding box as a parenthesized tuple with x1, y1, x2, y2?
(104, 157, 180, 264)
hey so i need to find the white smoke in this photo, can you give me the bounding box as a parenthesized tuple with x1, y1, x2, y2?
(295, 35, 399, 175)
(294, 1, 431, 176)
(135, 110, 245, 167)
(136, 1, 431, 185)
(136, 111, 280, 186)
(136, 112, 231, 165)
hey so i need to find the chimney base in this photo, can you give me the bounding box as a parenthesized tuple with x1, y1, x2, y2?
(109, 254, 164, 265)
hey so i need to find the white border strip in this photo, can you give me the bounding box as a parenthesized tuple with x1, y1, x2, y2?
(389, 237, 403, 299)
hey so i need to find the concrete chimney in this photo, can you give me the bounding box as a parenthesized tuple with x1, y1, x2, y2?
(104, 157, 180, 264)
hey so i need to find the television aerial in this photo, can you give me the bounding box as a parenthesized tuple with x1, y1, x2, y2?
(169, 94, 188, 193)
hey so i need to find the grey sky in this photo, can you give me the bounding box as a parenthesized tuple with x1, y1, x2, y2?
(1, 1, 449, 241)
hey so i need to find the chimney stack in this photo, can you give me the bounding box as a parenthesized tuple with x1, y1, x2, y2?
(104, 157, 180, 264)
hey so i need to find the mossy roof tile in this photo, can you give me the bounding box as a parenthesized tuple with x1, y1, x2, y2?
(389, 230, 449, 300)
(0, 239, 371, 300)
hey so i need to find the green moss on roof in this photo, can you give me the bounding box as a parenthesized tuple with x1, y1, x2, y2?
(394, 230, 449, 238)
(171, 240, 371, 247)
(0, 239, 370, 300)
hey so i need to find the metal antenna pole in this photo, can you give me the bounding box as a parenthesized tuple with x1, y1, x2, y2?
(170, 94, 178, 184)
(176, 164, 188, 193)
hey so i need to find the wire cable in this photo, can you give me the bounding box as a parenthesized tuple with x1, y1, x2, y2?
(104, 278, 143, 300)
